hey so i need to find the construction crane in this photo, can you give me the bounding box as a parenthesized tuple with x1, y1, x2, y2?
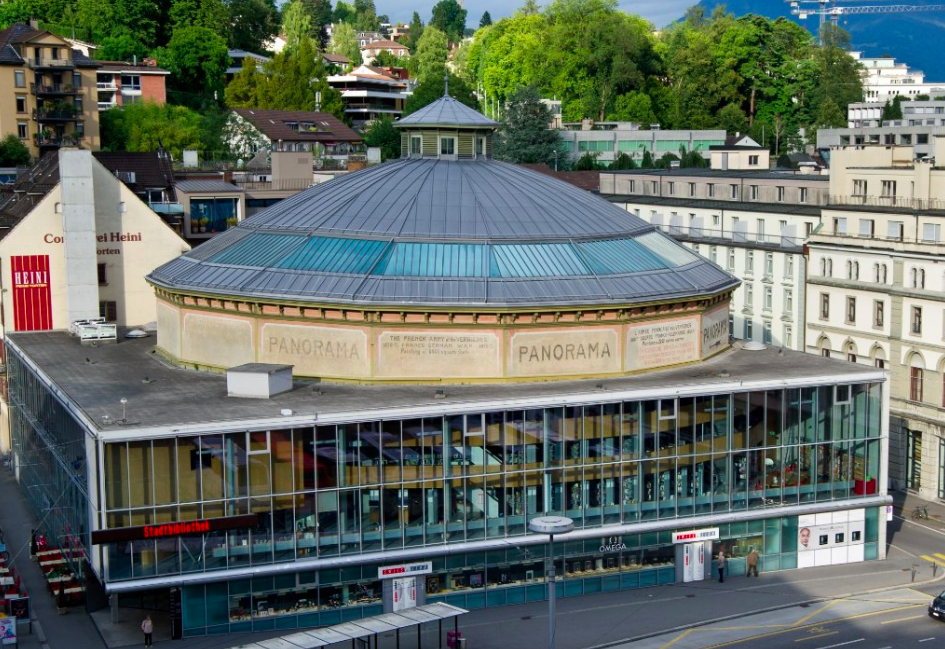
(787, 1, 945, 39)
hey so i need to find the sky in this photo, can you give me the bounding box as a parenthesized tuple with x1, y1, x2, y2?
(380, 0, 695, 28)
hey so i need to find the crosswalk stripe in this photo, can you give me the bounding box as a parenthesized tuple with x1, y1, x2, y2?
(920, 554, 945, 567)
(934, 553, 945, 562)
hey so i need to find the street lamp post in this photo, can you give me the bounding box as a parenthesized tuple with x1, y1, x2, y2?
(529, 516, 574, 649)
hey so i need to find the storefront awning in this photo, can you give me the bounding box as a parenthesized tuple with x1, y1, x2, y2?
(232, 602, 468, 648)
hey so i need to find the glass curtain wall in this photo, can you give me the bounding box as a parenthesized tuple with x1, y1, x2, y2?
(101, 383, 883, 583)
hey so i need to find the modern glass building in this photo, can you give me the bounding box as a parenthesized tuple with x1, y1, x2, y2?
(5, 96, 890, 638)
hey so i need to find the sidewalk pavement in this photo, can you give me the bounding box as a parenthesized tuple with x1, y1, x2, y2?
(4, 451, 945, 649)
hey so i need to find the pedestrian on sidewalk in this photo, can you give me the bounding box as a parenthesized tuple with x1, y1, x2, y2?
(141, 615, 153, 647)
(747, 547, 759, 577)
(717, 549, 726, 583)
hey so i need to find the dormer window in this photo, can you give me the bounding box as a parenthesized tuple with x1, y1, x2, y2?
(410, 135, 422, 156)
(285, 121, 299, 132)
(476, 137, 486, 156)
(440, 136, 456, 157)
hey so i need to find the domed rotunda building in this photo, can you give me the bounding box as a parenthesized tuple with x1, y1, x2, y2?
(148, 96, 738, 382)
(3, 94, 889, 639)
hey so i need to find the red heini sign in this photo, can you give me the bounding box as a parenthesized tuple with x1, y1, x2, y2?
(11, 255, 52, 331)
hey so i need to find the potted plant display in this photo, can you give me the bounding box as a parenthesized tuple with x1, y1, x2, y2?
(199, 216, 209, 233)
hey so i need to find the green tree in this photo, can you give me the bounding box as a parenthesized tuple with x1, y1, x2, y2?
(479, 11, 492, 28)
(112, 0, 161, 49)
(282, 0, 313, 51)
(0, 0, 52, 26)
(405, 11, 423, 52)
(430, 0, 466, 43)
(881, 95, 904, 121)
(73, 0, 115, 41)
(0, 134, 31, 167)
(372, 50, 408, 68)
(492, 86, 562, 165)
(332, 0, 354, 23)
(639, 149, 654, 168)
(611, 152, 636, 170)
(717, 102, 749, 135)
(304, 0, 333, 48)
(229, 0, 279, 53)
(169, 0, 229, 39)
(224, 55, 264, 107)
(328, 22, 362, 66)
(225, 38, 345, 116)
(607, 91, 656, 124)
(154, 25, 229, 100)
(412, 25, 448, 81)
(96, 32, 149, 61)
(353, 0, 378, 30)
(363, 116, 400, 161)
(573, 152, 599, 170)
(404, 71, 476, 115)
(100, 102, 207, 157)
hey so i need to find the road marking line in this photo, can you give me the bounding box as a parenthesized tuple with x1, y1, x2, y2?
(694, 604, 925, 649)
(657, 628, 692, 649)
(794, 602, 837, 625)
(920, 554, 945, 567)
(794, 632, 837, 642)
(816, 639, 864, 649)
(880, 614, 925, 625)
(918, 638, 936, 643)
(935, 552, 945, 562)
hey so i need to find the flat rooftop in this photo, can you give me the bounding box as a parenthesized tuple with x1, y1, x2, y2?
(8, 331, 884, 438)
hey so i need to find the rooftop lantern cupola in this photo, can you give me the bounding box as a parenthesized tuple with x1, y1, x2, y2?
(394, 71, 499, 160)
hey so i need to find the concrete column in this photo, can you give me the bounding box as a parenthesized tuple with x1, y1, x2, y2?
(59, 149, 100, 323)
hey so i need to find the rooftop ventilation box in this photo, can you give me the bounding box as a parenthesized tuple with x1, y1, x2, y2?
(226, 363, 294, 398)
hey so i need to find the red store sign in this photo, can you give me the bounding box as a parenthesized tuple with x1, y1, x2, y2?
(11, 255, 52, 332)
(91, 514, 258, 544)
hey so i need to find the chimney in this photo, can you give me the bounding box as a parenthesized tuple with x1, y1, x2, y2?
(59, 150, 100, 322)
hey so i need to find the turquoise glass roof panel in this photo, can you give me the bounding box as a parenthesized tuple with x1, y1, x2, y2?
(209, 232, 306, 267)
(378, 242, 486, 277)
(636, 231, 701, 266)
(577, 238, 672, 274)
(490, 243, 590, 278)
(277, 236, 389, 274)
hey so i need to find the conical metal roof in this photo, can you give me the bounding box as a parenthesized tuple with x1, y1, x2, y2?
(148, 158, 739, 308)
(395, 96, 499, 129)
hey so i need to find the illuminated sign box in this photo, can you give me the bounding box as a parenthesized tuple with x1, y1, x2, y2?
(91, 514, 258, 544)
(378, 561, 433, 580)
(672, 527, 720, 544)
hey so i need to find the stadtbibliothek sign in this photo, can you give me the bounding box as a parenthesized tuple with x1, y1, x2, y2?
(672, 528, 720, 544)
(91, 514, 258, 544)
(378, 561, 433, 579)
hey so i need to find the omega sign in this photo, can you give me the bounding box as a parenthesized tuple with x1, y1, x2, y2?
(600, 536, 628, 552)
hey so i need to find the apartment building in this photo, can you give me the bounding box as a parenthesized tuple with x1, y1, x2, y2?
(0, 22, 101, 157)
(601, 168, 828, 350)
(95, 59, 168, 110)
(558, 122, 725, 167)
(327, 65, 409, 127)
(806, 139, 945, 500)
(851, 52, 945, 103)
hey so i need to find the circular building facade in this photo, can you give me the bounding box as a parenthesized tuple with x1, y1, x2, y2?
(148, 98, 739, 383)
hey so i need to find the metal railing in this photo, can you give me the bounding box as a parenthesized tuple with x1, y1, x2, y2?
(656, 223, 805, 249)
(233, 178, 315, 191)
(35, 133, 83, 147)
(97, 102, 117, 111)
(96, 81, 117, 90)
(828, 194, 945, 211)
(31, 58, 75, 69)
(33, 107, 79, 121)
(31, 83, 78, 95)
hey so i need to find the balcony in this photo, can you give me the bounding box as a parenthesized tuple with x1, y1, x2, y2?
(35, 133, 83, 148)
(33, 107, 79, 122)
(96, 81, 117, 91)
(31, 57, 75, 70)
(31, 83, 78, 96)
(97, 102, 118, 111)
(828, 194, 945, 212)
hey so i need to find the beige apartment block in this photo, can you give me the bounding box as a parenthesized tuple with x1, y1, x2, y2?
(807, 140, 945, 500)
(0, 23, 102, 159)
